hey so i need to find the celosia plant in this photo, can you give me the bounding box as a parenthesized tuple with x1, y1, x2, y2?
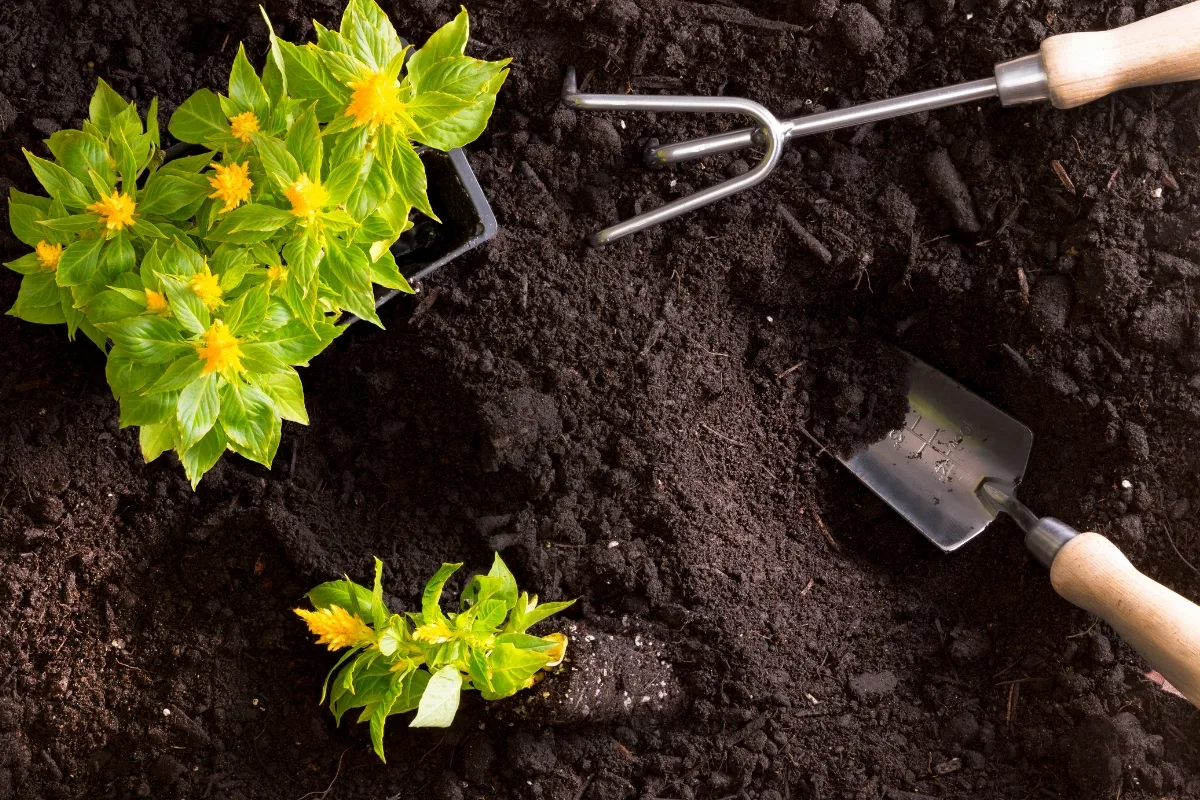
(4, 0, 508, 487)
(296, 554, 574, 761)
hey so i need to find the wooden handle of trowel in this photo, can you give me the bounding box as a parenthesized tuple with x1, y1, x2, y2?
(1040, 0, 1200, 109)
(1051, 533, 1200, 708)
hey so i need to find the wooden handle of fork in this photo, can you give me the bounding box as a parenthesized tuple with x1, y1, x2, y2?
(1040, 0, 1200, 109)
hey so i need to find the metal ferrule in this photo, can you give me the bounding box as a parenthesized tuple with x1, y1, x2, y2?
(994, 53, 1051, 106)
(1024, 517, 1079, 569)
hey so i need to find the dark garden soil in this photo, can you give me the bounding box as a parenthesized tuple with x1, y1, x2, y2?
(2, 0, 1200, 797)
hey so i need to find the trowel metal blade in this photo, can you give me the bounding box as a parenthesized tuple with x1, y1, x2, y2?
(841, 353, 1033, 552)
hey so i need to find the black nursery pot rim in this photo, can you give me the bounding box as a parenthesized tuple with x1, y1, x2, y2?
(160, 142, 498, 314)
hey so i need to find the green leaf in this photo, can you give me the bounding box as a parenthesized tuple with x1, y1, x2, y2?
(314, 20, 355, 56)
(101, 233, 137, 280)
(409, 665, 461, 728)
(409, 55, 507, 100)
(388, 134, 437, 221)
(495, 632, 558, 652)
(368, 674, 405, 763)
(508, 598, 576, 635)
(370, 557, 389, 630)
(145, 354, 206, 394)
(261, 10, 289, 105)
(169, 89, 231, 145)
(277, 40, 349, 120)
(100, 315, 190, 363)
(282, 229, 324, 297)
(139, 422, 178, 463)
(252, 320, 336, 365)
(108, 128, 140, 190)
(9, 201, 48, 247)
(366, 248, 414, 293)
(161, 151, 217, 174)
(56, 131, 117, 189)
(39, 215, 104, 234)
(23, 150, 92, 210)
(87, 287, 146, 324)
(208, 203, 295, 244)
(180, 423, 229, 488)
(488, 553, 519, 609)
(89, 79, 132, 135)
(229, 43, 271, 121)
(286, 104, 323, 180)
(478, 643, 550, 701)
(12, 271, 61, 309)
(346, 150, 392, 221)
(105, 349, 161, 396)
(159, 238, 206, 278)
(145, 97, 162, 150)
(421, 563, 462, 625)
(406, 7, 470, 79)
(341, 0, 405, 72)
(139, 173, 211, 218)
(324, 154, 366, 209)
(411, 71, 507, 152)
(55, 238, 105, 287)
(307, 578, 374, 619)
(404, 91, 472, 128)
(238, 342, 289, 375)
(177, 372, 221, 449)
(251, 370, 308, 424)
(119, 390, 177, 427)
(253, 134, 301, 188)
(157, 273, 210, 336)
(219, 380, 279, 467)
(323, 237, 381, 326)
(224, 283, 271, 337)
(4, 252, 42, 276)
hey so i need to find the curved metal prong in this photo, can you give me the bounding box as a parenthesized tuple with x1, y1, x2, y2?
(562, 68, 787, 246)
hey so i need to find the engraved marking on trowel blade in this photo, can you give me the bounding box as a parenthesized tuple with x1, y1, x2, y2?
(895, 409, 972, 484)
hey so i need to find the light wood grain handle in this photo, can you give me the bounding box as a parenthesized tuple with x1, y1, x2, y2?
(1040, 0, 1200, 109)
(1050, 533, 1200, 708)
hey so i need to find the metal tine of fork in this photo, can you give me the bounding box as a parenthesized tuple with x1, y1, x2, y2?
(561, 68, 787, 246)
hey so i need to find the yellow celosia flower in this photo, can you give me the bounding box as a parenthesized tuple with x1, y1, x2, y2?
(284, 174, 328, 217)
(229, 111, 260, 144)
(190, 267, 224, 312)
(294, 605, 375, 651)
(412, 620, 453, 645)
(266, 264, 289, 284)
(207, 161, 253, 213)
(87, 190, 136, 232)
(543, 632, 568, 667)
(144, 289, 171, 318)
(195, 320, 244, 375)
(345, 71, 404, 130)
(35, 241, 62, 271)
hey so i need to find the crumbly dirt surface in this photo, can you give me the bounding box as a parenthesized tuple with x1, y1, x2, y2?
(2, 0, 1200, 798)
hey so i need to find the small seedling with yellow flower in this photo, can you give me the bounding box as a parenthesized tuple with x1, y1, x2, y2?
(297, 554, 573, 762)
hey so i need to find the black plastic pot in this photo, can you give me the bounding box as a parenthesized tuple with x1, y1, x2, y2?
(160, 142, 497, 308)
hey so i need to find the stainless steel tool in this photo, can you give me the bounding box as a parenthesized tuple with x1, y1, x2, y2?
(563, 0, 1200, 245)
(839, 352, 1200, 708)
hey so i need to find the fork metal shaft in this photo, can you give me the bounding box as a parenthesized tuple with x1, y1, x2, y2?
(646, 77, 1000, 166)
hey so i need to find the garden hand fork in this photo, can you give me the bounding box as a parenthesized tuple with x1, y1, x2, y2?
(563, 0, 1200, 245)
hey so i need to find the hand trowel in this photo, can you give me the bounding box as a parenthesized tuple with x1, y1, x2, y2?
(838, 353, 1200, 708)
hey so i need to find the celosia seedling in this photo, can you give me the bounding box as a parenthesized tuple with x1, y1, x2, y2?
(5, 0, 508, 487)
(296, 554, 574, 761)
